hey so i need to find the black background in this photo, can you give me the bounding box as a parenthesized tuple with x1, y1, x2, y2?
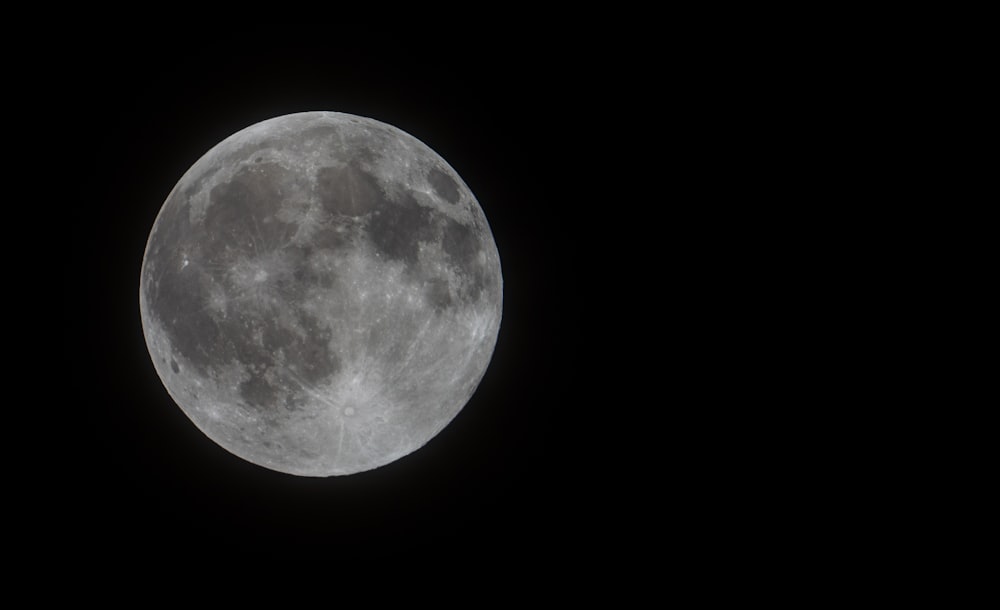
(35, 28, 650, 561)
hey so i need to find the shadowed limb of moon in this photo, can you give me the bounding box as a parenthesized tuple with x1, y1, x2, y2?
(139, 111, 502, 477)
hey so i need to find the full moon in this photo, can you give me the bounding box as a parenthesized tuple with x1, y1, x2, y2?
(139, 112, 502, 477)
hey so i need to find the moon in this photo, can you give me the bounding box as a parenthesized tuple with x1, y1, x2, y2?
(139, 111, 502, 477)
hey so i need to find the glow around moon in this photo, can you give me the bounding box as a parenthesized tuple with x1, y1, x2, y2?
(139, 111, 502, 477)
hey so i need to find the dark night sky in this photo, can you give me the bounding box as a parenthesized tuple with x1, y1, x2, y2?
(18, 15, 919, 596)
(30, 28, 656, 564)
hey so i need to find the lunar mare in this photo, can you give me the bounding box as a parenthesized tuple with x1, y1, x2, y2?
(139, 112, 502, 477)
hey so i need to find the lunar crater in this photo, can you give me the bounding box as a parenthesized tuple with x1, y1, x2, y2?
(427, 166, 461, 204)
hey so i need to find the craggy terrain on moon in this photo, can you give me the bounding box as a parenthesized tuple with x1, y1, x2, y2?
(139, 112, 502, 476)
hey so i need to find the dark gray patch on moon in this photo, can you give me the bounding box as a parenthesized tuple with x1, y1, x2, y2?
(151, 266, 220, 375)
(205, 163, 296, 252)
(441, 219, 478, 266)
(428, 167, 461, 204)
(315, 164, 382, 217)
(226, 318, 276, 371)
(367, 194, 435, 265)
(308, 227, 349, 253)
(425, 277, 453, 312)
(260, 321, 296, 354)
(239, 374, 279, 408)
(440, 218, 491, 302)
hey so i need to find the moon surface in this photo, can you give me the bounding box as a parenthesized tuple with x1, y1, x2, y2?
(139, 112, 502, 477)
